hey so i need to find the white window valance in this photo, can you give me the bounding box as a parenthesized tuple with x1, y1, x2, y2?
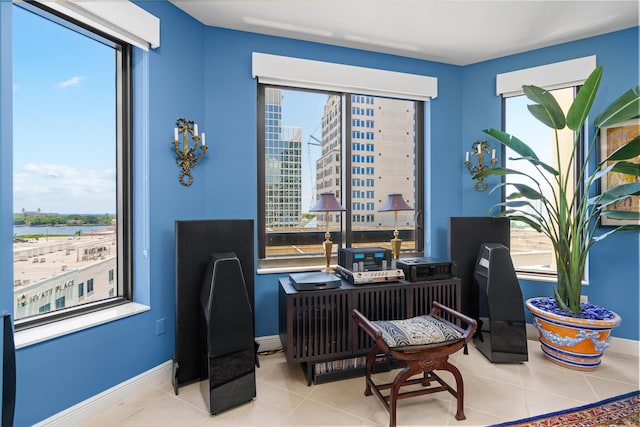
(496, 55, 596, 97)
(252, 52, 438, 101)
(38, 1, 160, 50)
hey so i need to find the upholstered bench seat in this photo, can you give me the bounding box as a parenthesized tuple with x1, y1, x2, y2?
(373, 315, 464, 350)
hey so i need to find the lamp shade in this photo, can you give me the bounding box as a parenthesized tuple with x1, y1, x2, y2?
(378, 194, 413, 212)
(310, 193, 345, 212)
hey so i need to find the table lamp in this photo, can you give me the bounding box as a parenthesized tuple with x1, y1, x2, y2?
(310, 193, 345, 272)
(378, 194, 413, 259)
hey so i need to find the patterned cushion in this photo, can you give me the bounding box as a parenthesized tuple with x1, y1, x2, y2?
(373, 315, 463, 350)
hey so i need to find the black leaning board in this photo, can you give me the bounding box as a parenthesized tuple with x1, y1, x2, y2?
(174, 219, 254, 389)
(448, 216, 509, 320)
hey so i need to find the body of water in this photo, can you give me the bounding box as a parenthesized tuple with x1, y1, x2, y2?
(14, 225, 111, 236)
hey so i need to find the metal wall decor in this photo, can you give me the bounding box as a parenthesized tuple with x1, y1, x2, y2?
(464, 140, 497, 191)
(172, 118, 207, 186)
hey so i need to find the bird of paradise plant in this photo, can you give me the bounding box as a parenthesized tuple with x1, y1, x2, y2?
(475, 66, 640, 313)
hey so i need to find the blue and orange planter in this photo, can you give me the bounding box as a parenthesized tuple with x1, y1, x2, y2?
(526, 297, 622, 371)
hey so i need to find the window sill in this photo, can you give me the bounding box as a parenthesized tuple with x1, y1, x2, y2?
(516, 271, 588, 286)
(14, 302, 150, 349)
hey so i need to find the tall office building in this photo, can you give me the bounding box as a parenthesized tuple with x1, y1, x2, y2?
(317, 95, 415, 227)
(264, 88, 302, 228)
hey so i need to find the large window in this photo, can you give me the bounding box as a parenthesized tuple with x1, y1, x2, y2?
(12, 3, 132, 327)
(258, 86, 424, 266)
(503, 87, 579, 276)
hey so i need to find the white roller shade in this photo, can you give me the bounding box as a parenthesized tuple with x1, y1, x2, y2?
(496, 56, 596, 97)
(252, 52, 437, 101)
(39, 1, 160, 50)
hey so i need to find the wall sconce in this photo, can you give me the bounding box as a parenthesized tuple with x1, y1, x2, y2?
(310, 193, 345, 272)
(172, 118, 207, 186)
(378, 194, 414, 260)
(464, 140, 497, 191)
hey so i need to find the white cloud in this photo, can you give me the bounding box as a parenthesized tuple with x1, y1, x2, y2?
(23, 162, 77, 179)
(14, 162, 115, 213)
(56, 76, 85, 89)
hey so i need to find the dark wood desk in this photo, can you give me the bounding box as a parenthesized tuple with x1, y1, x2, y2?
(278, 276, 461, 384)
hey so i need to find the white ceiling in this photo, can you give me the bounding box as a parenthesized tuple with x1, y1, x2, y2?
(168, 0, 639, 66)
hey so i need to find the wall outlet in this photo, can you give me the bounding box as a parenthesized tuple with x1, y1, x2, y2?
(580, 295, 588, 303)
(155, 318, 166, 336)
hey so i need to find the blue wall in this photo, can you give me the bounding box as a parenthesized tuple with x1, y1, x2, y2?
(0, 1, 637, 424)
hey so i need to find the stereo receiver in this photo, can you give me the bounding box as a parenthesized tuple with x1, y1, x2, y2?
(335, 265, 405, 285)
(338, 247, 392, 272)
(395, 257, 456, 282)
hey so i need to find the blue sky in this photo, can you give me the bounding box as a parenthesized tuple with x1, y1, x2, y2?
(13, 6, 116, 215)
(280, 89, 328, 212)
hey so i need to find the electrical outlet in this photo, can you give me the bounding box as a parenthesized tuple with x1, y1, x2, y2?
(580, 295, 588, 303)
(156, 318, 166, 336)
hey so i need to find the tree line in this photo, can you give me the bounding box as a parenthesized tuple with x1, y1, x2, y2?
(13, 214, 115, 226)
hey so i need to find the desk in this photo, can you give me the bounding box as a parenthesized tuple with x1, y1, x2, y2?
(278, 276, 461, 384)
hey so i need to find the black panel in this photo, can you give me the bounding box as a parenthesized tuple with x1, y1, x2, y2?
(174, 220, 254, 390)
(200, 253, 255, 414)
(2, 313, 15, 427)
(473, 244, 528, 363)
(448, 217, 509, 320)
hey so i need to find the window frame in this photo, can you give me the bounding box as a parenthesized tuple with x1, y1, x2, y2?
(257, 84, 425, 269)
(13, 1, 133, 331)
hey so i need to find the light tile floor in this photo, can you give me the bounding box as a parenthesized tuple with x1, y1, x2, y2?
(82, 342, 639, 426)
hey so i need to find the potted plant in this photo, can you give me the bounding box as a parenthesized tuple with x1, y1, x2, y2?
(475, 65, 639, 370)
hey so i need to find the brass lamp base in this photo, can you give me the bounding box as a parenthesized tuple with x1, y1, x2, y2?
(323, 232, 333, 272)
(391, 230, 402, 259)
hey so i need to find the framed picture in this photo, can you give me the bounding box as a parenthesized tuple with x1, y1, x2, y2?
(599, 117, 640, 226)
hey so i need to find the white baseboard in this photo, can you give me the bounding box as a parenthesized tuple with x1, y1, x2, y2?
(256, 334, 282, 352)
(34, 360, 173, 427)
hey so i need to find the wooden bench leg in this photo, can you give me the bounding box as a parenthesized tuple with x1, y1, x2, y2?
(440, 360, 466, 420)
(364, 344, 381, 396)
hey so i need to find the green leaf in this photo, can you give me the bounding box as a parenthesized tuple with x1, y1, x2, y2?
(605, 135, 640, 161)
(566, 66, 602, 131)
(473, 166, 533, 180)
(593, 224, 640, 241)
(601, 210, 640, 219)
(505, 215, 544, 232)
(503, 200, 532, 207)
(483, 129, 539, 159)
(609, 161, 640, 177)
(511, 183, 544, 200)
(523, 85, 566, 129)
(594, 86, 640, 128)
(509, 155, 560, 176)
(597, 182, 640, 207)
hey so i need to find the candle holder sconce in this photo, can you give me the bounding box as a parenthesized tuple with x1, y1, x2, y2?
(172, 118, 207, 186)
(464, 140, 497, 191)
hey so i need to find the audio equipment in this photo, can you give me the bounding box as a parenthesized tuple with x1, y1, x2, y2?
(473, 243, 528, 363)
(338, 247, 392, 272)
(289, 272, 342, 291)
(335, 265, 405, 284)
(396, 257, 456, 282)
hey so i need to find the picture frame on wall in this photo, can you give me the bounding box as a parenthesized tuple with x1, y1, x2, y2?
(599, 117, 640, 226)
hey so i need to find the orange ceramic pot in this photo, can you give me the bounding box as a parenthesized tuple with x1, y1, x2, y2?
(525, 297, 621, 371)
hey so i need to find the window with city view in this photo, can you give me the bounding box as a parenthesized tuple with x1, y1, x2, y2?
(12, 3, 132, 325)
(258, 86, 423, 265)
(504, 86, 579, 276)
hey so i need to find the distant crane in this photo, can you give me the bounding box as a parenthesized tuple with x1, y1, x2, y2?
(306, 130, 322, 211)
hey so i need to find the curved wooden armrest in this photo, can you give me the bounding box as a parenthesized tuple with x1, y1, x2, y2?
(429, 301, 477, 343)
(352, 309, 381, 339)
